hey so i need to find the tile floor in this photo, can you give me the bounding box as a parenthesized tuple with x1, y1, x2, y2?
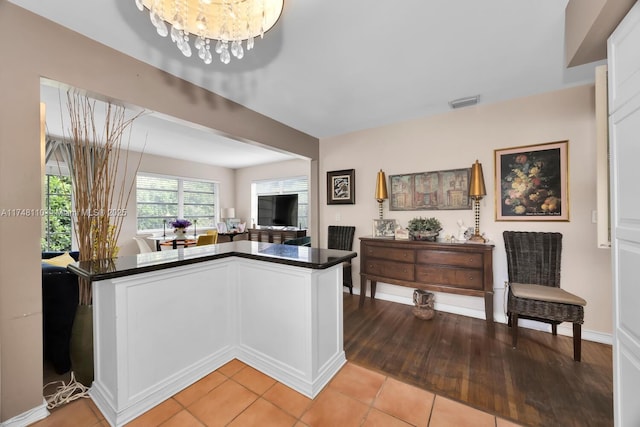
(34, 359, 522, 427)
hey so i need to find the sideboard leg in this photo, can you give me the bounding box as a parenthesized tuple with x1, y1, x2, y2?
(370, 280, 377, 300)
(359, 277, 368, 307)
(484, 291, 494, 335)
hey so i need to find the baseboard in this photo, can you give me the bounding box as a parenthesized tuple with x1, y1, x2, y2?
(351, 289, 613, 345)
(0, 399, 49, 427)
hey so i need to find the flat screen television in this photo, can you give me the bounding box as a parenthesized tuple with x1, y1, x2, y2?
(257, 194, 299, 227)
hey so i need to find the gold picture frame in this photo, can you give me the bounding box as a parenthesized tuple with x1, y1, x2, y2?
(494, 140, 569, 221)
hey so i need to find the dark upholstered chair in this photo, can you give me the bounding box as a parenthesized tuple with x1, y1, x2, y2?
(327, 226, 356, 294)
(503, 231, 586, 361)
(42, 251, 80, 374)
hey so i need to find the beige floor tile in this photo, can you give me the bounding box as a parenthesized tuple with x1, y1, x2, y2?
(159, 409, 205, 426)
(217, 359, 247, 377)
(232, 365, 277, 395)
(328, 362, 386, 405)
(497, 417, 524, 427)
(373, 377, 434, 426)
(32, 399, 99, 427)
(263, 382, 313, 418)
(187, 379, 258, 427)
(362, 408, 413, 427)
(300, 387, 369, 427)
(227, 398, 296, 427)
(428, 396, 496, 427)
(173, 371, 227, 407)
(125, 398, 182, 427)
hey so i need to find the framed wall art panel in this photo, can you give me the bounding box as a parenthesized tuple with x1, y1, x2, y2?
(389, 168, 471, 211)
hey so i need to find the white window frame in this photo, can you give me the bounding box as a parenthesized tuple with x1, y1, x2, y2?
(136, 172, 219, 233)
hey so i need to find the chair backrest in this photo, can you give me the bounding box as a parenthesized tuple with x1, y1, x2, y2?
(328, 226, 356, 251)
(133, 236, 153, 253)
(503, 231, 562, 288)
(206, 229, 219, 243)
(196, 234, 216, 246)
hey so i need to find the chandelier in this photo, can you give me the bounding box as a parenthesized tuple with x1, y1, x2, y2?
(134, 0, 284, 64)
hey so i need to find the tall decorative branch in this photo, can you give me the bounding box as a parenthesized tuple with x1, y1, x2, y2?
(64, 91, 144, 305)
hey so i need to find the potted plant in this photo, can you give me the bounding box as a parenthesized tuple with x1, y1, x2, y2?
(407, 217, 442, 241)
(64, 91, 143, 386)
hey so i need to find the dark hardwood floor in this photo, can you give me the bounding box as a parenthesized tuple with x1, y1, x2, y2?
(343, 293, 613, 427)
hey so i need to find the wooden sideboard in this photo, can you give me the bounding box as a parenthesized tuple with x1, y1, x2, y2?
(247, 228, 307, 244)
(359, 237, 494, 328)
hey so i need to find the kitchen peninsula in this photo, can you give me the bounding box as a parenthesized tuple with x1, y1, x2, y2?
(69, 241, 356, 427)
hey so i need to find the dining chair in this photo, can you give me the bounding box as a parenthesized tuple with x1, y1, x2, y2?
(133, 236, 153, 253)
(206, 229, 219, 244)
(327, 225, 356, 294)
(196, 234, 216, 246)
(504, 231, 586, 361)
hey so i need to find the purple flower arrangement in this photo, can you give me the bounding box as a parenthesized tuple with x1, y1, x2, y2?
(169, 218, 192, 229)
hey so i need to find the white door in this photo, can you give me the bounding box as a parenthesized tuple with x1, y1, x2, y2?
(608, 3, 640, 426)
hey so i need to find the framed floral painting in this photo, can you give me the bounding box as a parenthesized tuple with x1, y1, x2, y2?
(495, 140, 569, 221)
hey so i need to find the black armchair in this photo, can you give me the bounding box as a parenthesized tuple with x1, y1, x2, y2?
(42, 251, 79, 374)
(327, 226, 356, 294)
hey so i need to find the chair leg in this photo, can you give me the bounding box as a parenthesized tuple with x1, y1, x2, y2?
(573, 323, 582, 362)
(511, 313, 519, 348)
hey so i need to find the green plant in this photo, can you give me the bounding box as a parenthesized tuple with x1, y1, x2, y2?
(407, 217, 442, 233)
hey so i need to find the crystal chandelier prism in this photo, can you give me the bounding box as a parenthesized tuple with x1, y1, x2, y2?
(134, 0, 284, 64)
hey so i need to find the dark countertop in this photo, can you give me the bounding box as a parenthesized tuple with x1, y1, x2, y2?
(68, 240, 357, 282)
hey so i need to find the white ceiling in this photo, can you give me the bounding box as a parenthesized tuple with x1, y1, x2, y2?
(13, 0, 602, 168)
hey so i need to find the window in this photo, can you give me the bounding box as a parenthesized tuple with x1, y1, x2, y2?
(42, 174, 73, 251)
(136, 173, 218, 231)
(252, 176, 308, 229)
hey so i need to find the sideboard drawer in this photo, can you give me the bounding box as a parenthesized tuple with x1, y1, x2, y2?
(364, 246, 416, 263)
(417, 250, 483, 268)
(365, 260, 415, 281)
(415, 266, 483, 290)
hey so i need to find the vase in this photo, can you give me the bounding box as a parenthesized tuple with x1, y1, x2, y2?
(174, 228, 187, 239)
(69, 304, 94, 387)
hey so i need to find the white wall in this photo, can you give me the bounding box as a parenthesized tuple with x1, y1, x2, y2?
(320, 84, 612, 339)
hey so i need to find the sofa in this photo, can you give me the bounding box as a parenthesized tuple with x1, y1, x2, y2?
(42, 251, 80, 374)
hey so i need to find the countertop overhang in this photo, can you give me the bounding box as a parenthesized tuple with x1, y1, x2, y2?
(68, 240, 357, 282)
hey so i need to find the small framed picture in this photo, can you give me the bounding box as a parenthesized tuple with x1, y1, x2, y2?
(227, 218, 241, 230)
(217, 222, 228, 233)
(394, 226, 409, 240)
(327, 169, 356, 205)
(373, 219, 396, 239)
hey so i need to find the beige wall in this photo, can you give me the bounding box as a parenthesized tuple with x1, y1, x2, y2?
(0, 3, 317, 421)
(320, 84, 612, 339)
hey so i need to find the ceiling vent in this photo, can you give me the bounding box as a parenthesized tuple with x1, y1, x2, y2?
(449, 95, 480, 109)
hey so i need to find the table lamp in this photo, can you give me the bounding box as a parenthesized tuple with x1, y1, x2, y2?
(222, 208, 236, 229)
(375, 169, 388, 220)
(468, 160, 487, 243)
